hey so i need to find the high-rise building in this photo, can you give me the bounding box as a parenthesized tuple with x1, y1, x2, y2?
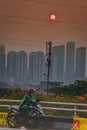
(7, 51, 17, 81)
(52, 45, 65, 83)
(36, 51, 45, 81)
(65, 41, 75, 84)
(28, 51, 45, 84)
(0, 45, 6, 79)
(75, 47, 86, 80)
(28, 52, 35, 81)
(17, 51, 27, 81)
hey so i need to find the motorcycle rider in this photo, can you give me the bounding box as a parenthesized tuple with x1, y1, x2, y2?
(6, 87, 45, 129)
(19, 87, 37, 119)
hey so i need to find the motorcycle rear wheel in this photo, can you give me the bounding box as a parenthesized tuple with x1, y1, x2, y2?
(6, 113, 21, 128)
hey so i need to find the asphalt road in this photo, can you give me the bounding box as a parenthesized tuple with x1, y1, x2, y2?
(0, 127, 37, 130)
(0, 128, 36, 130)
(0, 128, 20, 130)
(0, 127, 22, 130)
(0, 128, 56, 130)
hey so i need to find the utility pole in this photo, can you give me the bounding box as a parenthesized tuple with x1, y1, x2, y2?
(46, 41, 52, 95)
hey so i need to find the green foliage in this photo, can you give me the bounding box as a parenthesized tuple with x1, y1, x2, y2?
(0, 88, 9, 98)
(0, 86, 87, 116)
(49, 80, 87, 96)
(0, 81, 87, 116)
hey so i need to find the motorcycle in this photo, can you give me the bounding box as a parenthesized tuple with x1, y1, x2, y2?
(6, 101, 48, 130)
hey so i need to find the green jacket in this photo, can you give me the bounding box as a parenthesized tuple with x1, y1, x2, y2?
(19, 94, 36, 109)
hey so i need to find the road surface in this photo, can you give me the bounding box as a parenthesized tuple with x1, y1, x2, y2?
(0, 128, 56, 130)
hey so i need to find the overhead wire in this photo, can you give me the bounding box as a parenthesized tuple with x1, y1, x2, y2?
(25, 0, 87, 8)
(0, 1, 87, 48)
(0, 39, 87, 55)
(0, 6, 87, 17)
(0, 1, 87, 30)
(0, 37, 62, 46)
(0, 14, 87, 26)
(0, 37, 46, 44)
(0, 19, 87, 31)
(0, 37, 87, 47)
(0, 42, 45, 47)
(0, 37, 70, 47)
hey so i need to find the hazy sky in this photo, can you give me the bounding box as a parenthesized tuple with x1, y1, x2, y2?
(0, 0, 87, 54)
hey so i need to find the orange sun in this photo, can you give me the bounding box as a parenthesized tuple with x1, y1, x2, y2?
(50, 14, 56, 21)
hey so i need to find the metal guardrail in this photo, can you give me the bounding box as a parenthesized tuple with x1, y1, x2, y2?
(0, 99, 87, 116)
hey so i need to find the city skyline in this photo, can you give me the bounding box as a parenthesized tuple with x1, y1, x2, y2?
(0, 41, 86, 87)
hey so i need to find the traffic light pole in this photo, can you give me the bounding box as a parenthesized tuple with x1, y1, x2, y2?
(46, 41, 52, 95)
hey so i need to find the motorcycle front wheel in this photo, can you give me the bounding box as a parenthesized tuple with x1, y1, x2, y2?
(37, 116, 48, 130)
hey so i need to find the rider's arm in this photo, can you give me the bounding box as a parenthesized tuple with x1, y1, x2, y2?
(19, 94, 33, 109)
(19, 95, 26, 108)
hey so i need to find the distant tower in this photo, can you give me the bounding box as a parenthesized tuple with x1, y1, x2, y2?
(17, 51, 27, 82)
(0, 44, 6, 79)
(7, 51, 17, 81)
(52, 45, 65, 82)
(65, 41, 75, 84)
(75, 47, 86, 80)
(28, 51, 45, 84)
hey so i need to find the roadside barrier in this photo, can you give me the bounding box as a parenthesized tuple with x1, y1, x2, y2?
(0, 112, 87, 130)
(1, 99, 87, 116)
(0, 99, 87, 129)
(72, 117, 87, 130)
(0, 113, 73, 129)
(0, 112, 8, 126)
